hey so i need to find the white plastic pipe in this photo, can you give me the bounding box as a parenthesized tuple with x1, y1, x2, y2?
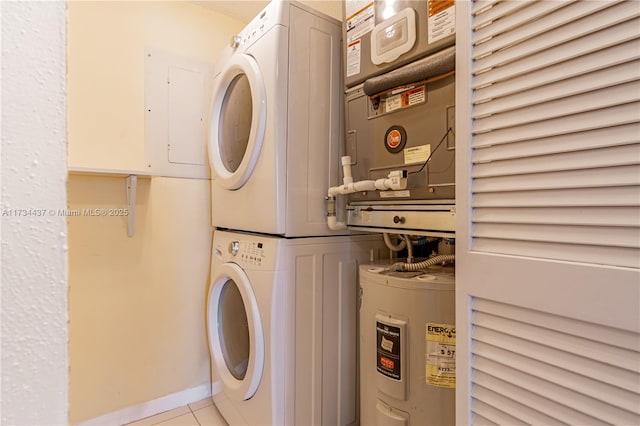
(342, 156, 353, 185)
(327, 215, 347, 231)
(326, 156, 407, 230)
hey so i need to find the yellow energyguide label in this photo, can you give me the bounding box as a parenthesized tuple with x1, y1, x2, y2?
(425, 322, 456, 388)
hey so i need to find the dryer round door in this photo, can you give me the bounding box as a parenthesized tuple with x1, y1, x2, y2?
(207, 262, 265, 401)
(209, 53, 267, 190)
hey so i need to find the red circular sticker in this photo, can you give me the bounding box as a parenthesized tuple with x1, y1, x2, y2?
(387, 130, 402, 148)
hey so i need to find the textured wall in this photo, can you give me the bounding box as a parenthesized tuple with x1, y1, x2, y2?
(1, 1, 69, 425)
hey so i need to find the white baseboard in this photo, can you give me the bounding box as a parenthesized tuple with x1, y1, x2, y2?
(76, 382, 212, 426)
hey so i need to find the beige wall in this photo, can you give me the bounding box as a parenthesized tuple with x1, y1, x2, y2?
(67, 1, 244, 423)
(67, 1, 244, 171)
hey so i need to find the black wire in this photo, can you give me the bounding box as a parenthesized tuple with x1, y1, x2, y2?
(408, 127, 454, 175)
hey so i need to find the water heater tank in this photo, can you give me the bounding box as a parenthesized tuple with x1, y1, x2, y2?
(359, 263, 455, 425)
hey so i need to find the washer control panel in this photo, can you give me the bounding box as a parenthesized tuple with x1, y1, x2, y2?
(213, 231, 275, 269)
(229, 239, 266, 267)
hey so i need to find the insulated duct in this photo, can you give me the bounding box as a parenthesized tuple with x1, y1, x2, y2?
(363, 45, 456, 96)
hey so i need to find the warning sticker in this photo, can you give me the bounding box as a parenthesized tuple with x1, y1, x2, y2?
(404, 144, 431, 165)
(427, 0, 456, 44)
(384, 86, 426, 113)
(346, 1, 375, 43)
(346, 39, 362, 77)
(405, 87, 426, 106)
(425, 322, 456, 388)
(377, 322, 401, 381)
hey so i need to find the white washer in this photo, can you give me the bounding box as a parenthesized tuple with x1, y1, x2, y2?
(208, 1, 344, 237)
(207, 230, 386, 426)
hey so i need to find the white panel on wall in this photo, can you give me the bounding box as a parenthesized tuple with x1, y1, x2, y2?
(145, 48, 213, 179)
(468, 0, 640, 269)
(168, 66, 207, 166)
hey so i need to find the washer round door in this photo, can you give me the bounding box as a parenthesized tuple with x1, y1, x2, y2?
(208, 53, 267, 190)
(207, 262, 265, 401)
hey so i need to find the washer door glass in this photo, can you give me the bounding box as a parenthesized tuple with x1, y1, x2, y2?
(208, 53, 266, 190)
(207, 262, 264, 401)
(218, 278, 250, 380)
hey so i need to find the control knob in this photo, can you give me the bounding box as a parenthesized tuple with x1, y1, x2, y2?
(393, 215, 406, 224)
(229, 241, 240, 256)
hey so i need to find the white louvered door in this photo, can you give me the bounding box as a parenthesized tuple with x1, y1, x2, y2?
(455, 1, 640, 424)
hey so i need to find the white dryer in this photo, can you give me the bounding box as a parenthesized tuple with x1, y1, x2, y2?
(208, 1, 344, 237)
(207, 230, 386, 426)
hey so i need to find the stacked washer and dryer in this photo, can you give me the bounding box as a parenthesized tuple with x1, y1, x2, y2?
(340, 1, 458, 425)
(206, 2, 385, 426)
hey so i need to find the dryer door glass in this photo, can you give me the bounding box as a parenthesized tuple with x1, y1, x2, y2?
(208, 53, 266, 190)
(218, 75, 252, 174)
(218, 278, 250, 380)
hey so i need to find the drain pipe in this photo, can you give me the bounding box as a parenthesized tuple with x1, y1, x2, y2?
(327, 156, 407, 231)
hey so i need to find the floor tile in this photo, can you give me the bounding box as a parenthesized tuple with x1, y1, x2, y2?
(156, 413, 199, 426)
(188, 397, 213, 411)
(126, 406, 191, 426)
(192, 404, 228, 426)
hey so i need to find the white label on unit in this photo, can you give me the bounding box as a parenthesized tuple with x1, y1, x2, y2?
(379, 190, 411, 198)
(428, 0, 456, 44)
(385, 94, 402, 113)
(346, 1, 375, 43)
(404, 144, 431, 164)
(347, 39, 362, 77)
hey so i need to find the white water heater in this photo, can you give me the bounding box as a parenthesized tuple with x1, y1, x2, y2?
(359, 263, 455, 425)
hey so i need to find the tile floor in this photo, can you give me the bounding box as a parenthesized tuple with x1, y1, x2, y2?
(125, 398, 227, 426)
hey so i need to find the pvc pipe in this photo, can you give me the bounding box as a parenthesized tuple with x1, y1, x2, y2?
(341, 156, 353, 185)
(327, 215, 347, 231)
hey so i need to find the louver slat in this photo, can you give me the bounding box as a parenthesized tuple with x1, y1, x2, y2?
(472, 206, 640, 227)
(473, 144, 640, 177)
(473, 327, 640, 399)
(472, 384, 566, 425)
(472, 43, 640, 104)
(473, 372, 598, 425)
(472, 353, 640, 424)
(473, 80, 640, 132)
(470, 297, 640, 423)
(472, 18, 640, 88)
(472, 399, 528, 426)
(473, 1, 619, 59)
(471, 1, 532, 35)
(473, 2, 637, 73)
(471, 103, 640, 146)
(472, 124, 640, 161)
(472, 298, 640, 350)
(473, 62, 640, 119)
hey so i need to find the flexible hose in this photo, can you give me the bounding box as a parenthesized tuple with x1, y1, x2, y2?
(391, 254, 456, 272)
(383, 233, 406, 251)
